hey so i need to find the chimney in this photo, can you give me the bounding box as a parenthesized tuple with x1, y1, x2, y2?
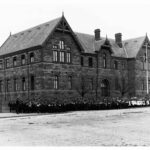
(94, 29, 101, 41)
(115, 33, 122, 48)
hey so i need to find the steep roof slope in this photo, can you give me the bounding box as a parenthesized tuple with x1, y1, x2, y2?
(123, 36, 146, 58)
(0, 17, 61, 55)
(75, 32, 127, 58)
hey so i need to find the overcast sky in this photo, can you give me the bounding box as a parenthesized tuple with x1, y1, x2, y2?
(0, 0, 150, 45)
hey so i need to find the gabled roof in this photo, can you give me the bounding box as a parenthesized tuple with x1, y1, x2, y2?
(123, 36, 146, 58)
(0, 17, 62, 55)
(75, 32, 127, 58)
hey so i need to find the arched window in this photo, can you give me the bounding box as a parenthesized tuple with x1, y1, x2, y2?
(102, 53, 106, 68)
(54, 76, 59, 89)
(101, 79, 110, 96)
(21, 54, 26, 65)
(30, 52, 34, 63)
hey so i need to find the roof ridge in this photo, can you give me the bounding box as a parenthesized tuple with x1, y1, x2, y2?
(123, 36, 145, 42)
(12, 17, 61, 36)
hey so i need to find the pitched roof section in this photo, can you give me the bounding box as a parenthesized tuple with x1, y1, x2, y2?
(0, 17, 61, 55)
(75, 32, 127, 58)
(123, 36, 146, 58)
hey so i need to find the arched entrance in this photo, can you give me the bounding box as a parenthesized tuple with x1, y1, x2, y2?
(101, 79, 110, 97)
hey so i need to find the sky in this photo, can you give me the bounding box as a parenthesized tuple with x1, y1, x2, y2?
(0, 0, 150, 45)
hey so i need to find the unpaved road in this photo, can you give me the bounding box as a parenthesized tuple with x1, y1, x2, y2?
(0, 107, 150, 146)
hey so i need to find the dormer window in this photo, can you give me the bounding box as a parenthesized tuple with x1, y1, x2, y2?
(30, 52, 34, 63)
(102, 53, 106, 68)
(59, 40, 64, 49)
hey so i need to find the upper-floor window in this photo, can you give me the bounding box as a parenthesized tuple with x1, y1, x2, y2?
(114, 60, 118, 69)
(60, 51, 65, 62)
(66, 52, 71, 63)
(142, 80, 144, 90)
(53, 45, 58, 49)
(81, 56, 84, 66)
(102, 53, 106, 68)
(0, 60, 3, 69)
(88, 57, 93, 67)
(54, 76, 59, 89)
(30, 52, 34, 63)
(13, 57, 17, 67)
(122, 61, 125, 69)
(5, 58, 10, 68)
(31, 75, 35, 90)
(53, 51, 58, 62)
(59, 40, 64, 49)
(21, 54, 26, 65)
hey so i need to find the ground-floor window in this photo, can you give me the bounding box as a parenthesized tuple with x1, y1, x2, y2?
(54, 76, 59, 89)
(101, 79, 110, 97)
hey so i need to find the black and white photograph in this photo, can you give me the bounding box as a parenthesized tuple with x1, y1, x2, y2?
(0, 0, 150, 147)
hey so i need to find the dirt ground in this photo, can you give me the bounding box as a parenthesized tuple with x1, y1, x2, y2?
(0, 107, 150, 146)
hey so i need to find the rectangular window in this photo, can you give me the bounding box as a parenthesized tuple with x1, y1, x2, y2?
(53, 51, 58, 62)
(21, 55, 26, 65)
(6, 79, 10, 92)
(0, 60, 3, 69)
(30, 52, 34, 63)
(66, 52, 71, 63)
(54, 76, 58, 89)
(22, 77, 26, 91)
(122, 61, 125, 69)
(0, 80, 2, 92)
(88, 57, 93, 67)
(115, 78, 119, 90)
(13, 57, 17, 66)
(68, 76, 72, 90)
(6, 58, 9, 68)
(81, 57, 84, 66)
(114, 61, 118, 69)
(31, 75, 35, 90)
(89, 78, 93, 90)
(60, 51, 65, 62)
(14, 78, 18, 91)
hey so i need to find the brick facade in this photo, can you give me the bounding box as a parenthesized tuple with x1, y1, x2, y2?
(0, 16, 149, 112)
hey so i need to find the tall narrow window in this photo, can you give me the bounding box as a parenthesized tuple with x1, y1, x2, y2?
(102, 53, 106, 68)
(6, 58, 9, 68)
(115, 77, 119, 90)
(53, 51, 58, 62)
(54, 76, 58, 89)
(31, 75, 35, 90)
(89, 78, 94, 90)
(66, 52, 71, 63)
(22, 77, 26, 91)
(114, 60, 118, 69)
(68, 76, 72, 90)
(0, 80, 2, 92)
(81, 56, 84, 66)
(59, 40, 64, 49)
(88, 57, 93, 67)
(6, 79, 10, 92)
(0, 60, 3, 69)
(60, 51, 65, 62)
(21, 54, 26, 65)
(13, 57, 17, 66)
(142, 80, 144, 90)
(30, 52, 34, 63)
(14, 78, 18, 91)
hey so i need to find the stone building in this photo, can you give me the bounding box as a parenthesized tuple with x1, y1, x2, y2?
(0, 15, 149, 112)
